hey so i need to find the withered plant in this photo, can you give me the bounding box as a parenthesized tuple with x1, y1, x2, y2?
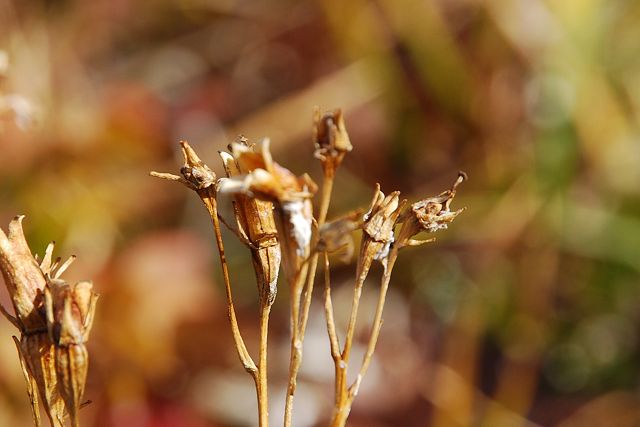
(0, 216, 98, 427)
(152, 108, 465, 427)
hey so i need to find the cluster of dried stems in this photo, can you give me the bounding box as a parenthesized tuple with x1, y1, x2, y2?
(0, 106, 463, 427)
(0, 217, 98, 427)
(152, 108, 465, 427)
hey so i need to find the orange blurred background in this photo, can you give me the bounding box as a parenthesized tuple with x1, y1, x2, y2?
(1, 1, 640, 426)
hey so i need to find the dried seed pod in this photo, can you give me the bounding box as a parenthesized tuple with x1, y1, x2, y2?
(220, 139, 281, 306)
(150, 141, 217, 192)
(313, 108, 352, 176)
(218, 138, 317, 285)
(45, 279, 98, 427)
(16, 332, 66, 427)
(397, 172, 467, 248)
(0, 217, 81, 426)
(361, 185, 406, 267)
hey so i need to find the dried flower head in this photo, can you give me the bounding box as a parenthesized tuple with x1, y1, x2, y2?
(218, 138, 317, 284)
(220, 138, 281, 306)
(397, 172, 467, 248)
(218, 138, 317, 202)
(151, 141, 217, 192)
(0, 218, 52, 417)
(313, 108, 352, 175)
(361, 185, 406, 266)
(1, 216, 96, 427)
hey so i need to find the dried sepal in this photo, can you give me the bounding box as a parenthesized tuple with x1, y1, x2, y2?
(313, 108, 352, 175)
(45, 279, 98, 345)
(19, 333, 66, 427)
(12, 335, 42, 427)
(45, 279, 98, 427)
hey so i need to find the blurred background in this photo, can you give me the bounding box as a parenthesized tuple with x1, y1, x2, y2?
(1, 0, 640, 426)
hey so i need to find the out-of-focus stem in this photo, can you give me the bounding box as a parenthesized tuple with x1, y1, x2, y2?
(283, 173, 334, 427)
(322, 253, 341, 401)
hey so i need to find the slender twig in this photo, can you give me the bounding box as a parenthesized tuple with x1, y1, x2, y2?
(283, 174, 334, 427)
(199, 189, 257, 376)
(330, 246, 398, 427)
(351, 247, 398, 397)
(322, 251, 343, 408)
(256, 302, 271, 427)
(283, 260, 309, 427)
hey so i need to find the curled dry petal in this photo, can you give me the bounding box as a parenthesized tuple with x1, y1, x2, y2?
(218, 138, 317, 202)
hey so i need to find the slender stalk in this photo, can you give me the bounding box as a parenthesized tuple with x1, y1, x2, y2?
(199, 190, 257, 375)
(322, 251, 342, 407)
(353, 247, 398, 394)
(256, 302, 271, 427)
(283, 174, 334, 427)
(322, 253, 340, 360)
(329, 245, 373, 420)
(330, 247, 399, 427)
(341, 254, 371, 360)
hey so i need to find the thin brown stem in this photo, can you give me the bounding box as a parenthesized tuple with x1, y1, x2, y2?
(323, 251, 344, 410)
(257, 302, 271, 427)
(330, 247, 373, 420)
(322, 253, 340, 361)
(199, 190, 257, 376)
(341, 255, 371, 362)
(330, 247, 400, 427)
(283, 174, 334, 427)
(351, 247, 398, 398)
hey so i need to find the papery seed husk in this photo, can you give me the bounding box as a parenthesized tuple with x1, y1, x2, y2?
(13, 336, 42, 427)
(20, 333, 66, 427)
(55, 344, 88, 427)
